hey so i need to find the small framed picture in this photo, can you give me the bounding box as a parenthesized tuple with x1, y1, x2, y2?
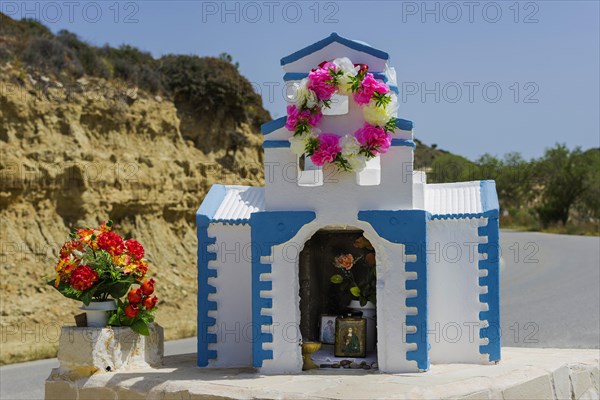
(319, 315, 337, 344)
(335, 316, 366, 358)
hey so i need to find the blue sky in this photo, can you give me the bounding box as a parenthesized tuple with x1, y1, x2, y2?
(6, 1, 599, 160)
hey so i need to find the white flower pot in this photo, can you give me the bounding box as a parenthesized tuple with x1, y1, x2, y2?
(348, 300, 376, 352)
(81, 300, 117, 327)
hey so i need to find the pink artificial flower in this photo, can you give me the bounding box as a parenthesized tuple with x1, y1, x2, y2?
(310, 133, 341, 166)
(285, 105, 302, 131)
(353, 73, 390, 106)
(286, 105, 323, 131)
(308, 63, 337, 101)
(307, 108, 323, 127)
(354, 123, 392, 155)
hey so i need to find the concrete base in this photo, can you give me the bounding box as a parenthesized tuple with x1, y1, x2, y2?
(55, 324, 164, 380)
(45, 347, 599, 400)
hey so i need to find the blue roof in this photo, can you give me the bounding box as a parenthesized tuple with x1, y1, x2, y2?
(280, 32, 389, 66)
(261, 117, 287, 135)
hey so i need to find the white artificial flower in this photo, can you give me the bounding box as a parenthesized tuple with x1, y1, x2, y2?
(340, 135, 367, 172)
(385, 65, 398, 87)
(346, 155, 368, 172)
(333, 57, 360, 96)
(362, 94, 398, 126)
(337, 75, 354, 96)
(288, 78, 318, 109)
(333, 57, 359, 76)
(340, 135, 361, 156)
(289, 131, 315, 156)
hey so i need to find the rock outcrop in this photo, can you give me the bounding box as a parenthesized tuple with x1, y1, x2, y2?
(0, 63, 265, 364)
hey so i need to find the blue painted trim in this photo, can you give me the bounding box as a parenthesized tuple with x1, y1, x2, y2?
(261, 117, 287, 135)
(430, 210, 499, 220)
(283, 72, 308, 81)
(211, 218, 249, 225)
(478, 215, 501, 362)
(250, 211, 316, 368)
(265, 139, 412, 149)
(280, 32, 389, 66)
(391, 139, 416, 148)
(394, 118, 414, 131)
(480, 180, 500, 213)
(196, 214, 218, 366)
(372, 72, 387, 81)
(197, 184, 227, 219)
(196, 184, 244, 367)
(282, 72, 398, 95)
(283, 71, 387, 81)
(358, 210, 429, 371)
(263, 141, 291, 149)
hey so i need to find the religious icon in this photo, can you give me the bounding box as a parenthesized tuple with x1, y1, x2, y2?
(335, 316, 366, 357)
(320, 315, 337, 345)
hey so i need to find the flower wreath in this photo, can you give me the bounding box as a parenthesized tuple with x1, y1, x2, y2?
(286, 57, 398, 173)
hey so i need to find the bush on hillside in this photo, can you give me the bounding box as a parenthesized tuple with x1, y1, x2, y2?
(21, 37, 84, 76)
(159, 55, 269, 128)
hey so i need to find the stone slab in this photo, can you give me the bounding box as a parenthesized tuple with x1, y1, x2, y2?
(45, 347, 599, 400)
(55, 323, 163, 380)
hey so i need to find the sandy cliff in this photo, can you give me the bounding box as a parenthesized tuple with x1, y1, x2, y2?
(0, 64, 265, 364)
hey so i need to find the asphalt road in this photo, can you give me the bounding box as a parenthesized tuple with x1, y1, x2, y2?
(499, 231, 600, 349)
(1, 231, 598, 400)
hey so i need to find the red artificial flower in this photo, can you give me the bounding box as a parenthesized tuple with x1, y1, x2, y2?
(76, 228, 96, 247)
(125, 239, 144, 260)
(97, 231, 124, 256)
(100, 221, 112, 233)
(127, 288, 143, 304)
(140, 279, 155, 296)
(59, 240, 82, 259)
(133, 260, 148, 278)
(142, 296, 158, 310)
(70, 265, 98, 291)
(124, 303, 139, 318)
(354, 63, 369, 73)
(54, 257, 79, 287)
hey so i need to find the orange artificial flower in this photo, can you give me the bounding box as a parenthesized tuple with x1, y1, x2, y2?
(335, 254, 354, 270)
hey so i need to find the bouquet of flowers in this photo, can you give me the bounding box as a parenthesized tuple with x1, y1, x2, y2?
(330, 236, 376, 307)
(48, 220, 158, 335)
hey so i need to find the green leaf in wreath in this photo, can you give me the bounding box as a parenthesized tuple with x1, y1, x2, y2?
(350, 286, 361, 297)
(330, 274, 344, 284)
(131, 320, 150, 336)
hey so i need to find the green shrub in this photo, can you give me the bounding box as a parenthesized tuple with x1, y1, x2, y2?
(56, 30, 110, 78)
(159, 55, 269, 128)
(22, 37, 84, 76)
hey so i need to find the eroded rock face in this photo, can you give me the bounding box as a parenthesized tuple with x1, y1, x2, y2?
(0, 64, 266, 364)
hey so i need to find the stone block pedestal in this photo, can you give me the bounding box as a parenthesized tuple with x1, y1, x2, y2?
(53, 323, 163, 380)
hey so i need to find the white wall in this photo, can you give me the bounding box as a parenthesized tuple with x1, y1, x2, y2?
(427, 218, 488, 364)
(264, 147, 414, 213)
(206, 223, 253, 367)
